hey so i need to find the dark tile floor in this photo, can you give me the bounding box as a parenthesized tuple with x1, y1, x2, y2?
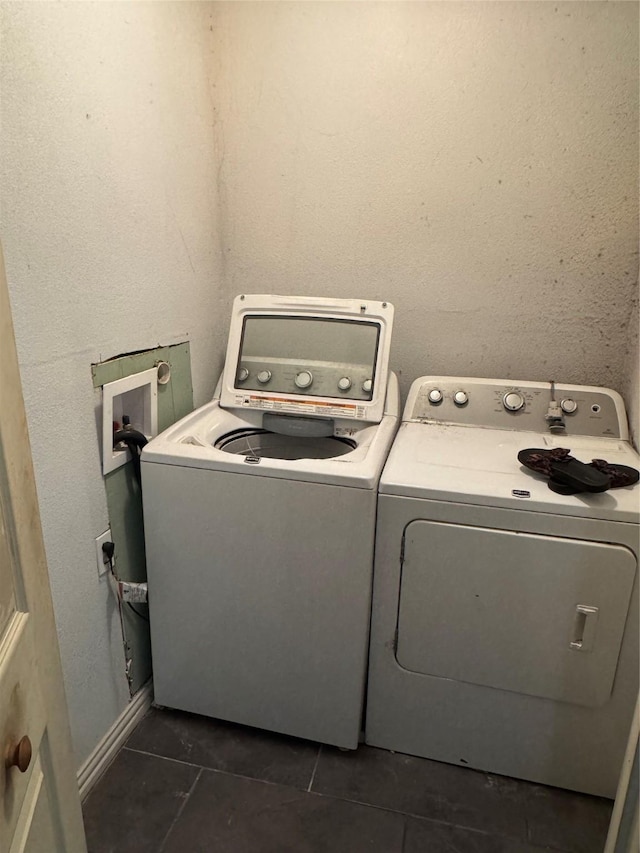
(83, 707, 613, 853)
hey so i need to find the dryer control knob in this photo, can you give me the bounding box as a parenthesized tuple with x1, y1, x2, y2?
(338, 377, 352, 391)
(428, 389, 443, 404)
(257, 370, 272, 384)
(362, 379, 373, 393)
(561, 398, 578, 414)
(236, 367, 249, 383)
(453, 390, 468, 407)
(503, 391, 524, 412)
(295, 370, 313, 389)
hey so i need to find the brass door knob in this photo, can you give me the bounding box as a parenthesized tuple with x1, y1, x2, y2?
(6, 735, 32, 773)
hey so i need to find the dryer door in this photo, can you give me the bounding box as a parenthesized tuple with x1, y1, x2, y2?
(396, 521, 636, 707)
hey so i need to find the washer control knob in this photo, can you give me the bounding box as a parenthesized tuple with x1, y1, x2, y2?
(295, 370, 313, 389)
(561, 398, 578, 414)
(428, 389, 443, 404)
(236, 367, 249, 383)
(453, 390, 468, 407)
(362, 379, 373, 393)
(338, 377, 352, 391)
(257, 370, 272, 384)
(503, 391, 525, 412)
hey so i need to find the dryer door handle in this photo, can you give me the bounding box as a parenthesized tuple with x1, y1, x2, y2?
(569, 605, 599, 652)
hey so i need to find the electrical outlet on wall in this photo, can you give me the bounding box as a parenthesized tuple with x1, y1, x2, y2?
(95, 529, 113, 577)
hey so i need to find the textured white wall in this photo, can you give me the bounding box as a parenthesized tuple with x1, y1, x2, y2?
(1, 2, 224, 765)
(210, 1, 639, 402)
(624, 312, 639, 447)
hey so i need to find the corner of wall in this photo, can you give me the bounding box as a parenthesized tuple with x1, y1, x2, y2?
(624, 289, 639, 449)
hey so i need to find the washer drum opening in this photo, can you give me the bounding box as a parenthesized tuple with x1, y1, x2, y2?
(215, 428, 357, 460)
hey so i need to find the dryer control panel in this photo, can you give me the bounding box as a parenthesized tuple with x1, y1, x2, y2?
(406, 377, 628, 439)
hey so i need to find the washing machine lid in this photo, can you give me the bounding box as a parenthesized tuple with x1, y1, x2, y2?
(219, 295, 394, 425)
(380, 423, 640, 523)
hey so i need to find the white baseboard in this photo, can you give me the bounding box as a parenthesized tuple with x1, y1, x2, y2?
(78, 681, 154, 801)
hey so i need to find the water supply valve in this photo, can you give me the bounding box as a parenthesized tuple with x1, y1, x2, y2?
(545, 381, 566, 433)
(545, 400, 566, 433)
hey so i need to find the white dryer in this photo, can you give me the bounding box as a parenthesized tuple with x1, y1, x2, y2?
(366, 376, 639, 797)
(142, 295, 398, 749)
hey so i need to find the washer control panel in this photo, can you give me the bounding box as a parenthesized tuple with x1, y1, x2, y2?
(221, 295, 394, 424)
(236, 357, 374, 401)
(406, 377, 626, 438)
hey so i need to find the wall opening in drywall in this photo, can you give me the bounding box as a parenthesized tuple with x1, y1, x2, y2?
(92, 342, 194, 695)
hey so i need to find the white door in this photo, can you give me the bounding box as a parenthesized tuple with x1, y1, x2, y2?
(0, 244, 87, 852)
(605, 694, 639, 853)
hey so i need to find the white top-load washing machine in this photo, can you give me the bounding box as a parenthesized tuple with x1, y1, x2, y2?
(366, 376, 639, 797)
(142, 295, 398, 749)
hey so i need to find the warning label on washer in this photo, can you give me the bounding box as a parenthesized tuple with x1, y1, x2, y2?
(235, 394, 365, 420)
